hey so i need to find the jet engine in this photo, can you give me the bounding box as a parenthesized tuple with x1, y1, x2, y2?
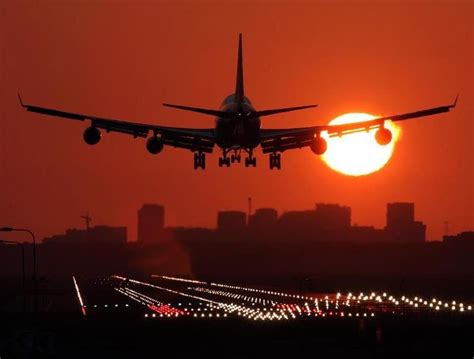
(83, 126, 101, 145)
(310, 136, 327, 155)
(146, 136, 164, 154)
(375, 127, 392, 146)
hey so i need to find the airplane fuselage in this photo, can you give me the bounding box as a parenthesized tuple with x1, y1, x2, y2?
(215, 94, 261, 149)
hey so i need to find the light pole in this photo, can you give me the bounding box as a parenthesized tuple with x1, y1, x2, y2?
(0, 239, 25, 312)
(0, 227, 36, 313)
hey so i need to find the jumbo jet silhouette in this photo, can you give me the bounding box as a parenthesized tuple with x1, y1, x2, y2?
(19, 34, 456, 170)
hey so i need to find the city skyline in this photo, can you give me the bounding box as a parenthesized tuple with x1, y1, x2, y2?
(2, 197, 470, 243)
(40, 201, 432, 243)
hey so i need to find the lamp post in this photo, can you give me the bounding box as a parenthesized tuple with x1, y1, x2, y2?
(0, 227, 36, 313)
(0, 239, 25, 312)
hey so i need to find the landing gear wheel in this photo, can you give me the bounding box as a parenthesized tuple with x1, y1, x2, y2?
(245, 156, 257, 167)
(194, 152, 206, 170)
(269, 153, 281, 170)
(219, 156, 231, 167)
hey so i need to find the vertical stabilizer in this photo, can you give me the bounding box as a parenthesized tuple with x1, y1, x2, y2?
(235, 34, 244, 103)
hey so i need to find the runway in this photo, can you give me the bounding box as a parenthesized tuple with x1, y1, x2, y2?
(75, 274, 473, 321)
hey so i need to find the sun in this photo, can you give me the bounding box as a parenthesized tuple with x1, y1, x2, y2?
(321, 113, 400, 176)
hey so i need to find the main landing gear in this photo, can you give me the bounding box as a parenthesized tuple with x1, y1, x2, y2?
(219, 149, 231, 167)
(219, 150, 242, 167)
(217, 149, 256, 168)
(245, 150, 257, 167)
(194, 152, 206, 170)
(218, 156, 231, 167)
(269, 152, 281, 170)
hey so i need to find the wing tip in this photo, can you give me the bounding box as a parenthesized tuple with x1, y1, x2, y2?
(18, 92, 25, 107)
(452, 94, 459, 108)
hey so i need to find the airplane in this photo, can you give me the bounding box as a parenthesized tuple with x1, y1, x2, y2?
(19, 34, 457, 170)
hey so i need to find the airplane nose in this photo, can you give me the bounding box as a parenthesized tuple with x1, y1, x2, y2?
(233, 122, 245, 138)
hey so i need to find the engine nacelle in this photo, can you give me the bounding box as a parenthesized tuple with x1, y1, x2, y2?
(83, 126, 101, 145)
(375, 127, 392, 146)
(310, 136, 327, 155)
(146, 136, 164, 154)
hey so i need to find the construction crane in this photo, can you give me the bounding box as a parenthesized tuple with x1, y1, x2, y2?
(81, 212, 92, 230)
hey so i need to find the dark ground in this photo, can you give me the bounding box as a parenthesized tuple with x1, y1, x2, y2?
(1, 275, 474, 358)
(1, 313, 474, 358)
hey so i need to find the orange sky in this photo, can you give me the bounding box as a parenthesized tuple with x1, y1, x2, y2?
(1, 0, 472, 242)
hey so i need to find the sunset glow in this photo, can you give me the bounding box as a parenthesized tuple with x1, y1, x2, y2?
(322, 113, 401, 176)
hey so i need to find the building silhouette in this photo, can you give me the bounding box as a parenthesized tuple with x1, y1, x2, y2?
(315, 203, 351, 231)
(443, 231, 474, 243)
(277, 210, 317, 240)
(138, 204, 165, 244)
(248, 208, 278, 233)
(385, 202, 425, 242)
(217, 211, 247, 239)
(43, 225, 127, 245)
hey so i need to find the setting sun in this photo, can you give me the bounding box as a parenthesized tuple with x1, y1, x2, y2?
(321, 113, 400, 176)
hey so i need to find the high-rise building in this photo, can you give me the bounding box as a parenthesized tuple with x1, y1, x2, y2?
(277, 210, 317, 240)
(217, 211, 246, 238)
(248, 208, 278, 232)
(315, 203, 351, 230)
(138, 204, 165, 243)
(385, 203, 425, 242)
(386, 203, 414, 229)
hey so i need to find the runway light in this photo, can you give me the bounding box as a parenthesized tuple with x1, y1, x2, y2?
(72, 276, 86, 316)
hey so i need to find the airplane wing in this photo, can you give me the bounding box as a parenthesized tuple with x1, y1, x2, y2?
(259, 98, 457, 153)
(19, 95, 215, 153)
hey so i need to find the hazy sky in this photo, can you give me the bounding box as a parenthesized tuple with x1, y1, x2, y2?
(1, 0, 472, 242)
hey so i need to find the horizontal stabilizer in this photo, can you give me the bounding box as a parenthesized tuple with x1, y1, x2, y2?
(254, 104, 317, 118)
(163, 103, 229, 118)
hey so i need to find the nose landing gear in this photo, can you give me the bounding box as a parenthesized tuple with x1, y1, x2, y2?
(231, 150, 241, 163)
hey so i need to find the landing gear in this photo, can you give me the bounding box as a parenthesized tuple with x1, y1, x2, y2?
(218, 149, 231, 167)
(217, 148, 256, 168)
(194, 152, 206, 170)
(269, 153, 281, 170)
(245, 151, 257, 167)
(231, 150, 241, 163)
(219, 157, 231, 167)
